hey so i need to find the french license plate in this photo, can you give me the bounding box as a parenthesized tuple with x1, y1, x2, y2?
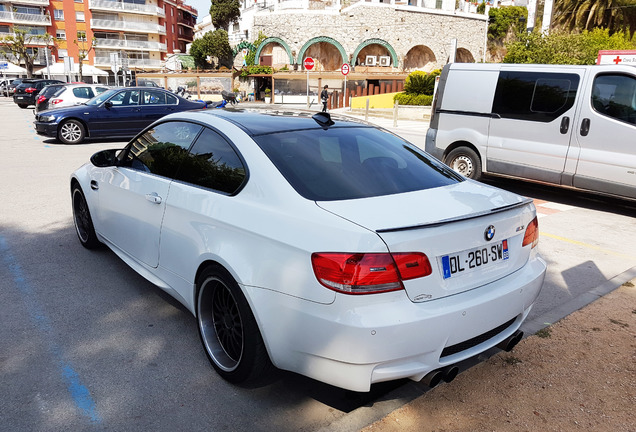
(441, 240, 509, 279)
(16, 96, 24, 100)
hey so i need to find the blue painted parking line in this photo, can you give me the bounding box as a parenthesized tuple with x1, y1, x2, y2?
(0, 235, 102, 424)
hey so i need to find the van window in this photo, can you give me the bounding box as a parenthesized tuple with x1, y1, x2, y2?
(492, 72, 580, 122)
(591, 74, 636, 125)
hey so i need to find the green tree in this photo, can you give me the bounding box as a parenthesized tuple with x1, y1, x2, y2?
(0, 28, 54, 77)
(190, 29, 233, 69)
(244, 31, 268, 66)
(553, 0, 636, 36)
(74, 34, 97, 82)
(210, 0, 241, 31)
(488, 6, 528, 41)
(504, 28, 635, 65)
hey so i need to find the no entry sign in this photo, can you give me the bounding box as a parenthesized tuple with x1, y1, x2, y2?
(303, 57, 315, 70)
(341, 63, 350, 75)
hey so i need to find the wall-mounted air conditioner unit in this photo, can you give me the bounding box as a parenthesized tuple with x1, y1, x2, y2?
(379, 56, 391, 67)
(365, 55, 377, 66)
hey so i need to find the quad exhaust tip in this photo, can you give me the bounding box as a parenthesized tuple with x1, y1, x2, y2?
(422, 365, 460, 388)
(497, 330, 524, 352)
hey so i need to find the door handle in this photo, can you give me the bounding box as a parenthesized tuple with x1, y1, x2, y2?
(145, 192, 162, 204)
(90, 180, 99, 190)
(560, 116, 570, 134)
(580, 118, 590, 136)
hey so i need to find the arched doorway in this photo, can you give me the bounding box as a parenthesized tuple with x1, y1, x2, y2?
(404, 45, 437, 72)
(352, 39, 398, 68)
(297, 37, 348, 71)
(456, 48, 475, 63)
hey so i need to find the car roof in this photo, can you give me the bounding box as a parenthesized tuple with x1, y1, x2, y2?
(176, 108, 373, 136)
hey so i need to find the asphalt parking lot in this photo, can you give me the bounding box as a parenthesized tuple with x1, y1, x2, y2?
(1, 98, 635, 431)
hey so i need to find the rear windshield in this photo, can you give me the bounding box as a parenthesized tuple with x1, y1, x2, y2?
(254, 126, 461, 201)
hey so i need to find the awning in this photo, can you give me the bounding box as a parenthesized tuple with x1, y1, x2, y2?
(35, 63, 109, 76)
(0, 61, 28, 74)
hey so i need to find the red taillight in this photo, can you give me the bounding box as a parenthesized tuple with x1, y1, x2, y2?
(51, 98, 63, 104)
(37, 95, 47, 104)
(522, 217, 539, 248)
(25, 87, 37, 93)
(311, 252, 431, 295)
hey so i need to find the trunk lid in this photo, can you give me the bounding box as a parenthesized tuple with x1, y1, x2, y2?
(317, 181, 537, 302)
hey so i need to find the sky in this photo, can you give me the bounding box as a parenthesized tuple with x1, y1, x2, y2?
(189, 0, 210, 23)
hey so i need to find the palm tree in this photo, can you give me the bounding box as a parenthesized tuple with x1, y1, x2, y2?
(553, 0, 636, 36)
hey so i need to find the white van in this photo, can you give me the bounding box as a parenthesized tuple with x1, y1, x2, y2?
(425, 63, 636, 200)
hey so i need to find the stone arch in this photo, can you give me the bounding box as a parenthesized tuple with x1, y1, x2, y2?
(456, 48, 475, 63)
(403, 45, 437, 72)
(352, 39, 398, 67)
(297, 36, 348, 70)
(254, 37, 294, 65)
(232, 40, 256, 59)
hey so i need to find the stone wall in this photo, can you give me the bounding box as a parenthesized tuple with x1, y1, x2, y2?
(252, 3, 488, 70)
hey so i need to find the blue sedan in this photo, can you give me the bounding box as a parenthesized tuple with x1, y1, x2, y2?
(34, 87, 207, 144)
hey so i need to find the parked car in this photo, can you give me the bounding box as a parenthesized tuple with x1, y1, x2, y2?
(7, 78, 25, 97)
(0, 78, 13, 96)
(38, 83, 110, 112)
(34, 87, 206, 144)
(13, 79, 64, 108)
(70, 109, 546, 392)
(34, 83, 68, 113)
(426, 62, 636, 200)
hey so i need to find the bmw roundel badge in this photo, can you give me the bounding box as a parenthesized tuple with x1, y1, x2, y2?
(484, 225, 495, 241)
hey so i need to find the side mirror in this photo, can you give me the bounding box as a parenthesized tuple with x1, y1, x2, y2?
(90, 149, 120, 167)
(104, 101, 113, 109)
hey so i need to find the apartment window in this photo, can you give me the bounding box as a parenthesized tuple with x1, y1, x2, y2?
(171, 7, 174, 16)
(58, 49, 68, 58)
(53, 9, 64, 20)
(77, 31, 87, 41)
(172, 25, 175, 33)
(76, 11, 85, 22)
(75, 0, 84, 2)
(56, 30, 66, 40)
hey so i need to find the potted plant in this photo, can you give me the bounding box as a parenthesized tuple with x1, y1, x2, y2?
(264, 88, 271, 104)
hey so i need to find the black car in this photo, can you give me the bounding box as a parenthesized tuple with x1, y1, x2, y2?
(35, 83, 68, 113)
(34, 87, 207, 144)
(6, 78, 24, 97)
(13, 79, 64, 108)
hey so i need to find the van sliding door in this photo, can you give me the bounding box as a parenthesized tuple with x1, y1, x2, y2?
(572, 70, 636, 199)
(487, 69, 583, 184)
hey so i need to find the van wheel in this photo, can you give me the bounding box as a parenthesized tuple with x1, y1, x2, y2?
(445, 147, 482, 180)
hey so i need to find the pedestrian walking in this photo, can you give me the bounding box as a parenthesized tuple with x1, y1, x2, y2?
(321, 85, 329, 112)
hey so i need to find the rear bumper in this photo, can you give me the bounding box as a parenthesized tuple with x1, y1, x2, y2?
(247, 255, 546, 392)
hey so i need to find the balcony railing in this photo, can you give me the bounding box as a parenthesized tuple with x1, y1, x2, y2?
(94, 56, 162, 68)
(0, 11, 51, 25)
(90, 19, 166, 34)
(0, 31, 51, 45)
(0, 0, 50, 6)
(177, 16, 195, 28)
(88, 0, 165, 17)
(94, 38, 166, 51)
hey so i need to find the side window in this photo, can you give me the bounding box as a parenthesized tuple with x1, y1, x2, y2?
(166, 93, 178, 105)
(122, 121, 203, 178)
(492, 71, 580, 122)
(143, 90, 166, 105)
(109, 90, 140, 106)
(174, 128, 247, 194)
(73, 87, 93, 99)
(592, 74, 636, 125)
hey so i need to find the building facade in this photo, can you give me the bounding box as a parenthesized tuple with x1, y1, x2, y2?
(196, 0, 490, 72)
(0, 0, 197, 81)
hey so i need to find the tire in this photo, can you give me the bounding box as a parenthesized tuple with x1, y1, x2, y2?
(71, 184, 101, 249)
(445, 146, 482, 180)
(58, 119, 86, 144)
(196, 265, 272, 384)
(18, 104, 28, 109)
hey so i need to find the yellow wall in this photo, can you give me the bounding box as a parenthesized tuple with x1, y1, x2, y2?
(351, 92, 399, 109)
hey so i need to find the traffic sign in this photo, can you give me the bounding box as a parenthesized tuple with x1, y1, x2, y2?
(341, 63, 350, 75)
(303, 57, 315, 71)
(0, 61, 7, 70)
